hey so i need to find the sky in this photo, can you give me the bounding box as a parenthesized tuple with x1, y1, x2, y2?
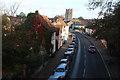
(1, 0, 101, 19)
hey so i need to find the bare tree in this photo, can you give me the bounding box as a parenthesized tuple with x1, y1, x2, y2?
(10, 2, 22, 16)
(1, 1, 22, 16)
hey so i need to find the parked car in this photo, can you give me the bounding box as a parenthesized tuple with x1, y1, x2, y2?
(60, 58, 70, 66)
(70, 42, 76, 45)
(60, 59, 69, 63)
(53, 63, 68, 79)
(64, 52, 73, 61)
(68, 44, 75, 48)
(88, 45, 96, 53)
(66, 48, 74, 55)
(48, 74, 62, 80)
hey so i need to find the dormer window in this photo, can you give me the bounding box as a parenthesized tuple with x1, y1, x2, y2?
(38, 22, 41, 26)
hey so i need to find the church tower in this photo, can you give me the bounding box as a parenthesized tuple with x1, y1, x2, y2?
(65, 9, 73, 21)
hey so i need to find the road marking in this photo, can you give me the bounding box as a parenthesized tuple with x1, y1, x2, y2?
(83, 68, 86, 78)
(84, 46, 86, 66)
(97, 49, 112, 80)
(83, 46, 86, 78)
(83, 34, 112, 79)
(84, 54, 86, 58)
(84, 59, 86, 66)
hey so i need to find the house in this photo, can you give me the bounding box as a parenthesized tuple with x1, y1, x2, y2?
(71, 24, 85, 30)
(32, 11, 70, 54)
(9, 16, 26, 26)
(62, 25, 69, 44)
(32, 11, 58, 54)
(52, 22, 63, 49)
(52, 16, 69, 48)
(85, 25, 96, 35)
(57, 16, 69, 44)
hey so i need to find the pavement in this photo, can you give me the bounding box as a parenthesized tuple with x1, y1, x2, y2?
(31, 36, 72, 80)
(84, 34, 120, 79)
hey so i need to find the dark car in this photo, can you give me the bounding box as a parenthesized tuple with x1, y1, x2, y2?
(88, 45, 96, 53)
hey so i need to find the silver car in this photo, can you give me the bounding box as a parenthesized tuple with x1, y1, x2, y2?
(68, 44, 75, 48)
(53, 63, 68, 79)
(64, 52, 73, 61)
(48, 74, 62, 80)
(66, 48, 74, 55)
(60, 58, 70, 65)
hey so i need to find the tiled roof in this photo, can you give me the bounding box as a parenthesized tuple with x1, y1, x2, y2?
(34, 11, 58, 33)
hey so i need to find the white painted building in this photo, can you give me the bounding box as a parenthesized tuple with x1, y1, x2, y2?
(62, 26, 69, 43)
(85, 28, 93, 35)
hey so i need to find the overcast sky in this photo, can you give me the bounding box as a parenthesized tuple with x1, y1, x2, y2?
(1, 0, 101, 19)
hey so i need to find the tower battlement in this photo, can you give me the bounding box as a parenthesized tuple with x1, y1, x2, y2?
(65, 9, 73, 21)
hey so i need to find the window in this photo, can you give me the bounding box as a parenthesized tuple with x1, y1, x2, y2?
(56, 68, 65, 72)
(38, 22, 41, 26)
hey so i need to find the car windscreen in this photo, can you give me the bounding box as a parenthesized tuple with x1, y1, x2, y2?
(67, 49, 73, 51)
(90, 47, 95, 49)
(70, 43, 74, 45)
(60, 61, 67, 63)
(69, 45, 74, 48)
(56, 68, 64, 72)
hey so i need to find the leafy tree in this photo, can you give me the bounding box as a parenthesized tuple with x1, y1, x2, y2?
(91, 1, 120, 56)
(2, 12, 41, 78)
(43, 31, 53, 55)
(88, 0, 119, 17)
(24, 13, 35, 30)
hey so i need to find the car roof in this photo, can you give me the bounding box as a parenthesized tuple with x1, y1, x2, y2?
(57, 63, 67, 69)
(90, 46, 95, 48)
(69, 45, 74, 47)
(72, 37, 76, 39)
(60, 59, 68, 62)
(71, 42, 75, 43)
(67, 48, 74, 50)
(64, 52, 72, 54)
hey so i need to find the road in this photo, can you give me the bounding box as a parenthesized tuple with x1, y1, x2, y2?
(68, 31, 110, 80)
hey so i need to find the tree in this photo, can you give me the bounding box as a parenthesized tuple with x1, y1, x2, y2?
(2, 14, 11, 26)
(24, 13, 35, 30)
(2, 12, 45, 78)
(78, 16, 84, 20)
(1, 1, 22, 16)
(88, 0, 119, 17)
(90, 1, 120, 56)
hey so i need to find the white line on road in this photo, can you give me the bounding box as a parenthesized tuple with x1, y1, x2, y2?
(83, 68, 86, 78)
(84, 54, 86, 58)
(83, 46, 86, 78)
(71, 37, 81, 78)
(84, 59, 86, 66)
(97, 49, 112, 80)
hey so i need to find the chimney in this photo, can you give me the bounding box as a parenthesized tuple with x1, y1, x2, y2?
(59, 16, 63, 21)
(35, 10, 40, 15)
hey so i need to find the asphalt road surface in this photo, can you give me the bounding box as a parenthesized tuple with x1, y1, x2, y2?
(67, 31, 110, 80)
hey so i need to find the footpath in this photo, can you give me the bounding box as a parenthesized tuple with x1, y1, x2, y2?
(31, 37, 72, 80)
(84, 34, 120, 80)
